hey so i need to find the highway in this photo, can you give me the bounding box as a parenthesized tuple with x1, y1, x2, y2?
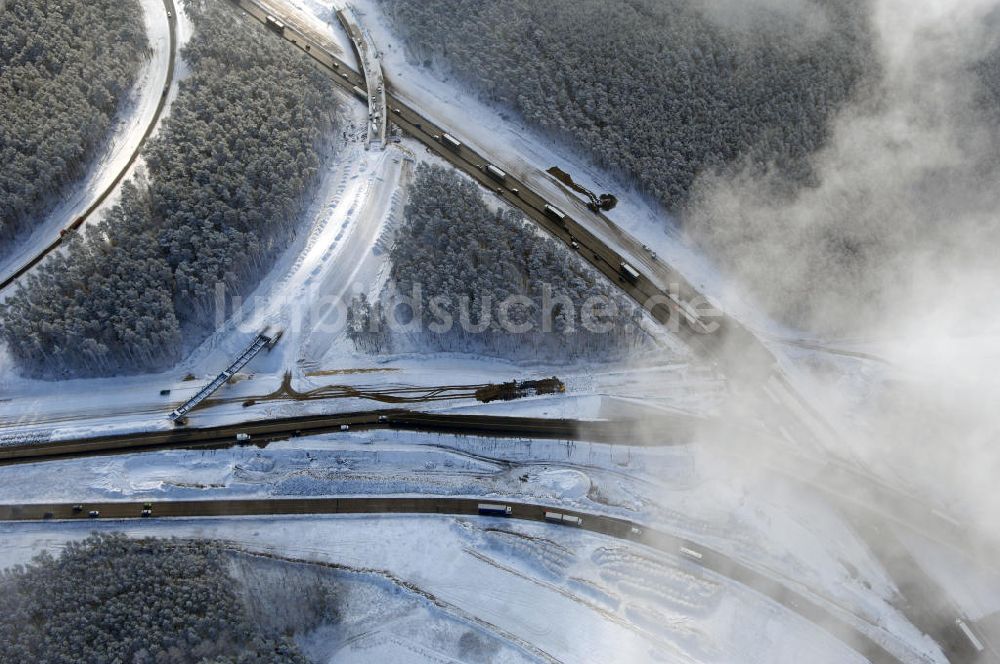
(242, 0, 972, 549)
(0, 0, 178, 293)
(0, 495, 901, 664)
(0, 3, 976, 660)
(845, 511, 991, 663)
(108, 5, 986, 660)
(0, 409, 702, 466)
(228, 0, 773, 378)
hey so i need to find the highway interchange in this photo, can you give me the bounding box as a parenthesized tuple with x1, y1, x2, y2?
(234, 0, 770, 373)
(0, 0, 993, 661)
(224, 11, 993, 658)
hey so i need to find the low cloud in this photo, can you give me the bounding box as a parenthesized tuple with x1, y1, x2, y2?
(686, 0, 1000, 538)
(688, 0, 1000, 335)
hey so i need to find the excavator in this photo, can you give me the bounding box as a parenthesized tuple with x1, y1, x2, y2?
(546, 166, 618, 213)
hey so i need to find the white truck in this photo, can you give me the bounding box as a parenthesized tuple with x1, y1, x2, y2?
(544, 511, 583, 527)
(478, 503, 512, 517)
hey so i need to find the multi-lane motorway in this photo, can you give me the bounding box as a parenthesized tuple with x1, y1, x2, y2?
(229, 0, 772, 377)
(0, 496, 902, 664)
(0, 409, 702, 466)
(0, 2, 988, 660)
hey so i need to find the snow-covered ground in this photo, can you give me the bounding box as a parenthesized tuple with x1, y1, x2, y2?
(0, 515, 885, 663)
(0, 428, 945, 662)
(0, 4, 990, 660)
(296, 0, 796, 342)
(0, 1, 684, 429)
(0, 353, 723, 444)
(0, 0, 180, 290)
(229, 551, 541, 663)
(0, 0, 706, 439)
(0, 111, 704, 440)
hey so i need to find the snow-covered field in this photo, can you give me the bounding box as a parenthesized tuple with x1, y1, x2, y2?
(0, 3, 994, 661)
(0, 428, 946, 662)
(0, 0, 708, 440)
(0, 515, 882, 663)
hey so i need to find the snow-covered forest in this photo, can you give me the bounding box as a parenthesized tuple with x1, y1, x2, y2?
(1, 2, 340, 378)
(374, 164, 648, 361)
(683, 1, 1000, 332)
(373, 0, 874, 211)
(0, 534, 310, 663)
(0, 0, 148, 252)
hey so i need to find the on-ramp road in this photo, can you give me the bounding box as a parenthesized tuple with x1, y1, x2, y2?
(0, 0, 178, 293)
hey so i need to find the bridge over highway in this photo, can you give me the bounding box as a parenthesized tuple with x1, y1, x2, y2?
(337, 5, 387, 149)
(168, 332, 275, 421)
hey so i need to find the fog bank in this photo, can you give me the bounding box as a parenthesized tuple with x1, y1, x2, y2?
(688, 0, 1000, 538)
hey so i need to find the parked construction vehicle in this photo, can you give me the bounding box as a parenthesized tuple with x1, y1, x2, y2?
(547, 166, 617, 212)
(475, 377, 566, 403)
